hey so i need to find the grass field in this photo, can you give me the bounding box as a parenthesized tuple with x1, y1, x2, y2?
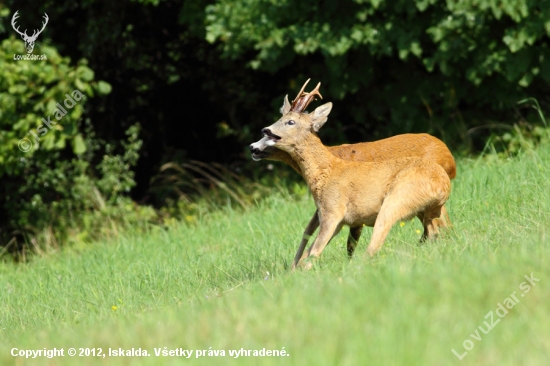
(1, 144, 549, 366)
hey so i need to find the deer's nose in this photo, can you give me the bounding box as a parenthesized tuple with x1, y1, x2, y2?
(249, 144, 258, 153)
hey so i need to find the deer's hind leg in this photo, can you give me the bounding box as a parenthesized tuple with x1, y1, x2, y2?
(416, 212, 427, 241)
(437, 205, 452, 228)
(366, 174, 449, 256)
(417, 203, 450, 241)
(347, 225, 363, 258)
(366, 198, 412, 257)
(420, 205, 443, 242)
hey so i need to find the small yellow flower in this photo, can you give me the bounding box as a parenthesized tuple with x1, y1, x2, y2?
(400, 222, 406, 227)
(416, 229, 422, 234)
(111, 305, 118, 311)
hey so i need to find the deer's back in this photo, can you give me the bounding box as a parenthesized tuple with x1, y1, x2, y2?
(328, 133, 456, 179)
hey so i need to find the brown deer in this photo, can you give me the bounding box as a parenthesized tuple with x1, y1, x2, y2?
(259, 92, 452, 269)
(250, 80, 456, 268)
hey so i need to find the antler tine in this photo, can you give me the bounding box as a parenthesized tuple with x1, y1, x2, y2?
(292, 78, 311, 103)
(310, 82, 323, 100)
(11, 10, 19, 27)
(11, 11, 27, 37)
(39, 13, 49, 33)
(31, 13, 49, 39)
(290, 80, 323, 113)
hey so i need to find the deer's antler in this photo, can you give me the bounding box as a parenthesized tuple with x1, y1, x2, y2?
(11, 11, 28, 38)
(34, 13, 49, 39)
(290, 78, 323, 113)
(11, 11, 48, 41)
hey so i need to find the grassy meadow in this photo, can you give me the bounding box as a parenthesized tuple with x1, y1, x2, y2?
(1, 144, 550, 366)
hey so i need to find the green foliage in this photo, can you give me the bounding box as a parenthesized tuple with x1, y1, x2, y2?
(477, 98, 550, 158)
(206, 0, 550, 83)
(96, 124, 142, 204)
(0, 37, 94, 176)
(0, 121, 155, 254)
(0, 29, 156, 253)
(205, 0, 550, 140)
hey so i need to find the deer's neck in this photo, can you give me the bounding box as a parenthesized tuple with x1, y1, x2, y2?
(286, 134, 336, 195)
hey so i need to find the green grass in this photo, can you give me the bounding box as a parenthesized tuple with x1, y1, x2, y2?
(1, 145, 550, 365)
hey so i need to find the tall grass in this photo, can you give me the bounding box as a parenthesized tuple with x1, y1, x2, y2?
(0, 144, 549, 365)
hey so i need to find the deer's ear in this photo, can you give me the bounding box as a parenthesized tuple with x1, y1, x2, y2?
(311, 102, 332, 132)
(280, 95, 291, 115)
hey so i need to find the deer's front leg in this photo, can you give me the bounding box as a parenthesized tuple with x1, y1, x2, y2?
(300, 214, 343, 270)
(291, 210, 320, 270)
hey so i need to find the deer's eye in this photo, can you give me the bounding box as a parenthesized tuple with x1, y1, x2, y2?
(286, 120, 295, 126)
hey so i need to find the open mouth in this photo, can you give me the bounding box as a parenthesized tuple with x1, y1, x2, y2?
(251, 148, 271, 161)
(262, 129, 281, 146)
(249, 136, 276, 161)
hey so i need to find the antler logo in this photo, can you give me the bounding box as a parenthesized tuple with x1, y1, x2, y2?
(11, 11, 49, 54)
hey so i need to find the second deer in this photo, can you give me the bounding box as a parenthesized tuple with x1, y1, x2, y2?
(260, 91, 452, 269)
(250, 80, 455, 268)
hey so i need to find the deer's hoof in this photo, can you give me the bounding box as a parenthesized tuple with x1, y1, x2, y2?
(297, 257, 316, 270)
(367, 247, 378, 257)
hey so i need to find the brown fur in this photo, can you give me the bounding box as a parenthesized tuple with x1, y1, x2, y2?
(251, 133, 456, 268)
(259, 134, 456, 180)
(261, 102, 452, 269)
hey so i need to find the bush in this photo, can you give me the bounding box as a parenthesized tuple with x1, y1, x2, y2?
(0, 35, 154, 257)
(205, 0, 550, 144)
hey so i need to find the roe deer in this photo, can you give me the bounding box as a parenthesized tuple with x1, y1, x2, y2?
(249, 80, 456, 268)
(260, 99, 451, 269)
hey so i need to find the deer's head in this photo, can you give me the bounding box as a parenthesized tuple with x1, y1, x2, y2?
(250, 79, 330, 159)
(11, 11, 49, 54)
(260, 80, 332, 153)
